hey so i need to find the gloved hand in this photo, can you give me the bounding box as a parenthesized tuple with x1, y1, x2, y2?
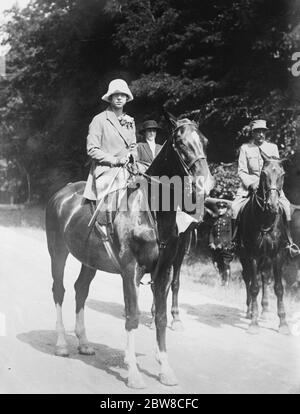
(248, 182, 259, 192)
(113, 156, 128, 167)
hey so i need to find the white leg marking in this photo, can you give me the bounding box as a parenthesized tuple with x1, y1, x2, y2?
(125, 329, 145, 388)
(156, 347, 178, 386)
(125, 329, 136, 366)
(55, 304, 67, 347)
(75, 309, 88, 346)
(75, 309, 95, 355)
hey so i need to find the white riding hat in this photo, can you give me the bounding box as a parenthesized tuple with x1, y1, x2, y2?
(251, 119, 268, 130)
(101, 79, 134, 102)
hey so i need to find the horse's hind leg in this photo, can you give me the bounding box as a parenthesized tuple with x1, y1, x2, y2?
(273, 255, 290, 334)
(74, 265, 96, 354)
(122, 264, 145, 389)
(48, 232, 69, 357)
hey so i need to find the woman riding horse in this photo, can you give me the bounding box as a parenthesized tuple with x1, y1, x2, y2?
(83, 78, 137, 201)
(46, 105, 214, 388)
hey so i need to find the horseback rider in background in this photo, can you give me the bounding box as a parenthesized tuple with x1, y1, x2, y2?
(231, 119, 300, 257)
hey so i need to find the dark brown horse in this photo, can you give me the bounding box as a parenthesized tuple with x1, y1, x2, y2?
(45, 117, 213, 388)
(237, 152, 290, 334)
(148, 228, 195, 331)
(147, 119, 213, 331)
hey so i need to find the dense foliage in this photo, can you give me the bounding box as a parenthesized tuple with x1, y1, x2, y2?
(0, 0, 299, 201)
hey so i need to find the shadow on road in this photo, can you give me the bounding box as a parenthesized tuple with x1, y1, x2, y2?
(86, 299, 153, 327)
(17, 330, 158, 385)
(181, 302, 247, 330)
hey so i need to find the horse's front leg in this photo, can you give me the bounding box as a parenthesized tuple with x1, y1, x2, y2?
(273, 255, 290, 334)
(74, 265, 96, 355)
(170, 236, 186, 331)
(149, 284, 156, 330)
(248, 258, 260, 334)
(122, 265, 145, 389)
(240, 256, 252, 319)
(260, 261, 272, 319)
(154, 265, 178, 386)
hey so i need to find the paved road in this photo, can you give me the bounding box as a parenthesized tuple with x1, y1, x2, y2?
(0, 226, 300, 394)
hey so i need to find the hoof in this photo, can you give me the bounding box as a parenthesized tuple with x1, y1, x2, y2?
(78, 344, 95, 355)
(127, 372, 146, 389)
(159, 370, 178, 386)
(278, 324, 291, 335)
(246, 311, 252, 320)
(55, 345, 69, 357)
(171, 320, 184, 332)
(247, 323, 260, 335)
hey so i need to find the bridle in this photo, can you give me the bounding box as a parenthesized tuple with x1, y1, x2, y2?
(171, 122, 207, 176)
(255, 186, 281, 211)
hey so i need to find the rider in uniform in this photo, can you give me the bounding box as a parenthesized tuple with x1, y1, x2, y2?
(231, 119, 299, 257)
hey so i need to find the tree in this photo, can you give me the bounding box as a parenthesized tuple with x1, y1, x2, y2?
(114, 0, 300, 161)
(0, 0, 123, 200)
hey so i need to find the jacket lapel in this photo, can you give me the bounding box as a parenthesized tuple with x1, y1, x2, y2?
(155, 144, 161, 157)
(106, 109, 130, 147)
(144, 142, 154, 161)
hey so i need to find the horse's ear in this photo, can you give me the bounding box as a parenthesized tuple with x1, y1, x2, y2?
(162, 107, 177, 130)
(260, 149, 271, 164)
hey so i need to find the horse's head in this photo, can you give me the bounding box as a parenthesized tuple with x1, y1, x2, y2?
(259, 151, 285, 214)
(171, 118, 215, 198)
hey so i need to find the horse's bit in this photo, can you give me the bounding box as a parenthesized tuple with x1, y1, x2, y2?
(255, 186, 281, 211)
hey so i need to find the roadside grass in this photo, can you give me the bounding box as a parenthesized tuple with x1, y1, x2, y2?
(0, 204, 45, 241)
(0, 204, 45, 229)
(181, 258, 300, 317)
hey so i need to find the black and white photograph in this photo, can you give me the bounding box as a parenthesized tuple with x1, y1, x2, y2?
(0, 0, 300, 396)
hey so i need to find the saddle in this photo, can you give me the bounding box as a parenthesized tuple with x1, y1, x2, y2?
(88, 188, 123, 237)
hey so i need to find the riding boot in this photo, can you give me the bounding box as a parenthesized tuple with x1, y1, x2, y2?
(285, 220, 300, 258)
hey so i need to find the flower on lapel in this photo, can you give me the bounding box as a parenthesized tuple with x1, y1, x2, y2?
(118, 113, 134, 129)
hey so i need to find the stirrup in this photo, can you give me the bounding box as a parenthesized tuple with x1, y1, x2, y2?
(286, 243, 300, 258)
